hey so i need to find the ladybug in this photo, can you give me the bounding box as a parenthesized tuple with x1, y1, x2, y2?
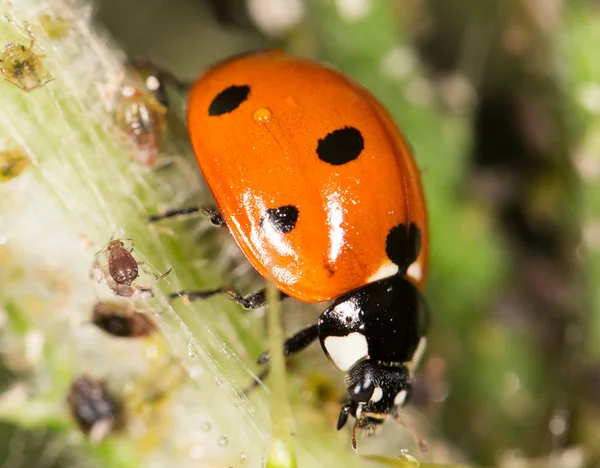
(152, 50, 429, 447)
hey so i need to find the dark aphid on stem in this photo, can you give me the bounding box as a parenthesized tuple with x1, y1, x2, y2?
(92, 301, 157, 338)
(107, 240, 139, 286)
(92, 239, 172, 298)
(67, 376, 124, 443)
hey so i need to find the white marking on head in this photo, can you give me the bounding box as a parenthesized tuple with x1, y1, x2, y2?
(370, 386, 383, 403)
(394, 390, 408, 406)
(324, 332, 369, 371)
(407, 261, 423, 283)
(367, 262, 399, 283)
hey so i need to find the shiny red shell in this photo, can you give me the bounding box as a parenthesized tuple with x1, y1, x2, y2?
(187, 51, 428, 303)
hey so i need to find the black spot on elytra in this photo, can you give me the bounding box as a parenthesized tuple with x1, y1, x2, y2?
(316, 126, 364, 165)
(208, 85, 250, 116)
(262, 205, 299, 234)
(385, 222, 422, 273)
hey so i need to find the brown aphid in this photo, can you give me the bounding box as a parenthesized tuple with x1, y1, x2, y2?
(67, 376, 124, 443)
(93, 239, 172, 297)
(0, 40, 50, 92)
(0, 148, 30, 182)
(107, 240, 139, 286)
(92, 301, 157, 338)
(115, 87, 167, 167)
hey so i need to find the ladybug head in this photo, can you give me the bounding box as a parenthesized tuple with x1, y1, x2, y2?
(336, 359, 411, 437)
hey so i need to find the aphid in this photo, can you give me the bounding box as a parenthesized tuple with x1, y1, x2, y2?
(92, 301, 157, 338)
(67, 376, 124, 442)
(107, 240, 139, 286)
(92, 239, 172, 298)
(0, 148, 30, 182)
(0, 38, 51, 92)
(115, 86, 167, 167)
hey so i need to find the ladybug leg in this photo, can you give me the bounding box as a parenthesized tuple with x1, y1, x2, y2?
(241, 366, 271, 395)
(242, 323, 319, 395)
(255, 323, 319, 365)
(169, 287, 287, 309)
(201, 207, 225, 227)
(391, 407, 428, 452)
(148, 206, 225, 227)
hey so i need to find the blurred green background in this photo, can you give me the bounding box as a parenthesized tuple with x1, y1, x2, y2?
(1, 0, 599, 467)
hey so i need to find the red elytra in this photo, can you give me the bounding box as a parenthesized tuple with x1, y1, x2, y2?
(186, 50, 428, 302)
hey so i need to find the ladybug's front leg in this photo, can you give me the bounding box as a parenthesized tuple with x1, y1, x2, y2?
(148, 206, 225, 227)
(243, 323, 319, 394)
(255, 323, 319, 365)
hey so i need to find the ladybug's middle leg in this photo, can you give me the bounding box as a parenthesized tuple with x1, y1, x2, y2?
(169, 287, 288, 309)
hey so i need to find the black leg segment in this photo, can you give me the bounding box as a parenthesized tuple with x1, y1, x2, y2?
(169, 287, 287, 310)
(256, 323, 319, 365)
(148, 206, 225, 227)
(241, 366, 271, 396)
(337, 401, 356, 430)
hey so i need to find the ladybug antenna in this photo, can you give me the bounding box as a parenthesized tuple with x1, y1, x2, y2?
(392, 408, 428, 452)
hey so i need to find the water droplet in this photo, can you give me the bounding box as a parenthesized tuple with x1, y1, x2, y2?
(188, 342, 197, 358)
(201, 421, 212, 432)
(253, 107, 272, 123)
(239, 451, 247, 462)
(215, 378, 223, 387)
(217, 436, 228, 447)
